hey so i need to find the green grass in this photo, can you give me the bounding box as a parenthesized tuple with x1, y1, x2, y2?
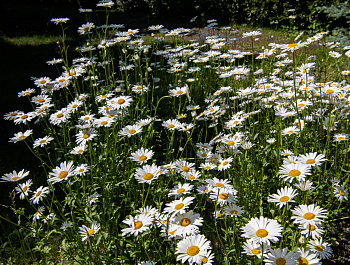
(2, 35, 73, 46)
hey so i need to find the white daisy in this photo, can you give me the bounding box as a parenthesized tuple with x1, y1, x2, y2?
(175, 234, 211, 264)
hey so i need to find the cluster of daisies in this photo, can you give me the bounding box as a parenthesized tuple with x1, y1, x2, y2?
(2, 4, 350, 263)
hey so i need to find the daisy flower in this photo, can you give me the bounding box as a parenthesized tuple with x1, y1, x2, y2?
(334, 185, 348, 202)
(291, 204, 328, 226)
(33, 136, 54, 148)
(175, 234, 211, 264)
(264, 247, 298, 265)
(294, 247, 321, 265)
(173, 210, 203, 237)
(168, 183, 194, 197)
(197, 185, 212, 194)
(32, 206, 45, 221)
(242, 240, 267, 258)
(114, 96, 133, 110)
(294, 179, 314, 191)
(225, 204, 245, 217)
(241, 216, 283, 245)
(206, 177, 233, 191)
(60, 221, 73, 231)
(307, 238, 333, 260)
(131, 84, 149, 93)
(121, 214, 153, 237)
(119, 124, 143, 137)
(210, 187, 238, 206)
(162, 119, 182, 130)
(75, 128, 97, 145)
(267, 186, 298, 208)
(134, 164, 161, 184)
(9, 130, 33, 143)
(1, 169, 30, 182)
(30, 186, 50, 204)
(163, 196, 195, 216)
(199, 162, 217, 171)
(49, 109, 70, 125)
(15, 179, 33, 199)
(174, 160, 196, 174)
(278, 163, 312, 183)
(197, 250, 215, 264)
(78, 221, 100, 241)
(87, 192, 100, 206)
(282, 126, 300, 136)
(70, 144, 87, 155)
(300, 223, 324, 239)
(181, 170, 201, 181)
(267, 138, 276, 144)
(334, 133, 349, 142)
(297, 152, 327, 167)
(216, 157, 233, 171)
(130, 147, 154, 164)
(48, 161, 75, 185)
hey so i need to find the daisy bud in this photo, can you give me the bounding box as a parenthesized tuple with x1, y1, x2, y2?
(299, 236, 306, 244)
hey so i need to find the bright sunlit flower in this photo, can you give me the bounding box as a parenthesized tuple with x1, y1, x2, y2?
(264, 247, 298, 265)
(307, 238, 333, 260)
(291, 204, 327, 226)
(175, 234, 211, 264)
(48, 161, 75, 185)
(78, 221, 100, 241)
(278, 163, 312, 183)
(130, 147, 154, 164)
(267, 186, 298, 208)
(1, 169, 30, 182)
(121, 214, 153, 237)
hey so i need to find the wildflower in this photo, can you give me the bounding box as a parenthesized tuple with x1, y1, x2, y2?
(266, 138, 276, 144)
(87, 192, 100, 206)
(78, 221, 100, 241)
(334, 133, 349, 142)
(163, 196, 195, 216)
(242, 240, 267, 258)
(307, 238, 333, 259)
(48, 161, 74, 184)
(282, 126, 300, 136)
(168, 183, 193, 198)
(33, 136, 54, 148)
(130, 147, 154, 164)
(225, 204, 245, 217)
(32, 206, 45, 221)
(267, 186, 298, 208)
(74, 164, 90, 176)
(70, 144, 87, 155)
(300, 223, 324, 239)
(209, 187, 237, 206)
(278, 163, 312, 183)
(241, 216, 283, 245)
(30, 186, 50, 204)
(96, 0, 115, 8)
(291, 204, 327, 226)
(294, 180, 314, 191)
(121, 214, 152, 237)
(49, 109, 70, 125)
(295, 247, 321, 265)
(61, 221, 73, 231)
(9, 130, 33, 143)
(119, 124, 142, 137)
(113, 95, 133, 110)
(134, 164, 161, 184)
(50, 18, 70, 24)
(15, 179, 33, 199)
(173, 210, 203, 237)
(1, 169, 30, 182)
(77, 22, 95, 35)
(297, 152, 327, 167)
(175, 234, 211, 264)
(334, 185, 348, 202)
(264, 247, 298, 265)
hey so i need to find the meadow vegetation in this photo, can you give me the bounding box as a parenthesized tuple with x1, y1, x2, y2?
(1, 1, 350, 264)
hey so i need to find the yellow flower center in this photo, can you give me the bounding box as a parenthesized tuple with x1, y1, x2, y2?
(79, 169, 84, 172)
(288, 169, 301, 177)
(176, 91, 183, 95)
(40, 80, 46, 84)
(83, 133, 90, 139)
(57, 113, 63, 118)
(143, 173, 153, 180)
(59, 78, 65, 82)
(182, 166, 189, 172)
(219, 193, 228, 200)
(306, 159, 316, 164)
(326, 89, 334, 94)
(205, 166, 211, 169)
(117, 99, 125, 104)
(297, 257, 309, 265)
(175, 203, 184, 210)
(307, 224, 316, 231)
(201, 153, 207, 157)
(252, 248, 261, 255)
(168, 124, 175, 128)
(288, 43, 298, 48)
(201, 257, 208, 264)
(100, 121, 108, 125)
(129, 129, 136, 134)
(134, 221, 143, 230)
(215, 183, 224, 187)
(188, 175, 195, 180)
(87, 229, 95, 236)
(256, 229, 268, 238)
(276, 258, 286, 265)
(77, 150, 83, 154)
(315, 245, 324, 252)
(177, 188, 185, 194)
(59, 171, 68, 179)
(338, 136, 345, 141)
(217, 212, 222, 217)
(280, 196, 290, 202)
(187, 246, 200, 256)
(227, 141, 235, 146)
(11, 177, 19, 181)
(339, 189, 345, 196)
(36, 191, 42, 197)
(38, 99, 45, 103)
(180, 218, 191, 226)
(303, 212, 315, 220)
(230, 210, 237, 215)
(39, 140, 46, 144)
(139, 155, 147, 161)
(203, 188, 209, 193)
(298, 103, 305, 107)
(21, 115, 28, 119)
(22, 186, 28, 192)
(223, 161, 228, 166)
